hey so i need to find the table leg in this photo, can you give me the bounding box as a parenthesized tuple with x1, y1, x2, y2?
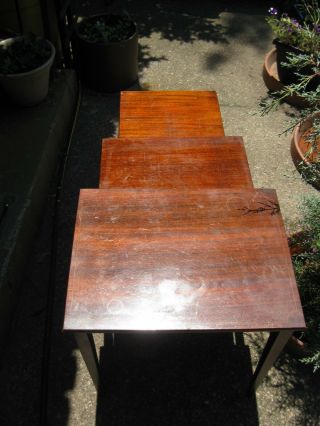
(248, 330, 292, 393)
(74, 332, 100, 390)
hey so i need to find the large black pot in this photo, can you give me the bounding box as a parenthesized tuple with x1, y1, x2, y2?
(273, 39, 320, 90)
(75, 14, 138, 92)
(273, 39, 302, 85)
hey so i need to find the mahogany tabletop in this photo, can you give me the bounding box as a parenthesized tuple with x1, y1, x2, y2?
(99, 136, 253, 189)
(64, 188, 305, 333)
(119, 91, 224, 138)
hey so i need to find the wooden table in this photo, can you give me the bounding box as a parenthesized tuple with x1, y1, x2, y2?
(99, 136, 253, 189)
(119, 91, 224, 137)
(64, 188, 305, 391)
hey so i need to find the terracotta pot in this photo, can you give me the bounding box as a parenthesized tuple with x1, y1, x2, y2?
(291, 117, 320, 189)
(285, 335, 307, 358)
(263, 49, 309, 108)
(288, 230, 310, 255)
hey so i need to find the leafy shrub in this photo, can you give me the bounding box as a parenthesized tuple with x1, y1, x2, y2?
(78, 14, 135, 43)
(261, 1, 320, 186)
(266, 0, 320, 53)
(292, 196, 320, 371)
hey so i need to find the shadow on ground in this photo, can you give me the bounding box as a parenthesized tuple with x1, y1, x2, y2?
(272, 359, 320, 425)
(0, 89, 118, 426)
(246, 332, 320, 425)
(78, 0, 273, 73)
(46, 90, 118, 425)
(96, 333, 259, 426)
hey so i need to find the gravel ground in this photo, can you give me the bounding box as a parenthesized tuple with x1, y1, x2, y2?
(1, 1, 320, 425)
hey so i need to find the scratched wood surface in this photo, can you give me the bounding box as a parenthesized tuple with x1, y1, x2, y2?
(119, 91, 225, 137)
(64, 188, 305, 332)
(99, 137, 253, 189)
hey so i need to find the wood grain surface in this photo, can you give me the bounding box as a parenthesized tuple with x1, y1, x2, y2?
(64, 188, 305, 332)
(119, 91, 225, 137)
(99, 137, 253, 189)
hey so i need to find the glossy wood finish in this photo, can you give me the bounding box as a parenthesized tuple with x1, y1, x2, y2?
(119, 91, 224, 137)
(64, 188, 305, 332)
(99, 137, 253, 189)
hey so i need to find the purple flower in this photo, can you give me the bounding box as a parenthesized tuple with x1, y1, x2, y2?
(291, 18, 301, 28)
(314, 24, 320, 33)
(268, 7, 278, 16)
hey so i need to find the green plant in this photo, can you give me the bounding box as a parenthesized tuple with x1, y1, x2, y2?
(0, 34, 51, 75)
(291, 196, 320, 372)
(78, 14, 135, 43)
(266, 1, 320, 53)
(260, 44, 320, 185)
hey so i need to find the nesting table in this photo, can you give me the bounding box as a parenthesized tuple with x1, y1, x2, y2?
(63, 90, 305, 393)
(119, 90, 225, 137)
(99, 136, 253, 189)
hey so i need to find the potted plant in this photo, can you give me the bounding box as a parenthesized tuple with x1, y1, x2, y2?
(261, 31, 320, 187)
(266, 1, 320, 86)
(75, 14, 138, 92)
(288, 196, 320, 372)
(0, 33, 55, 106)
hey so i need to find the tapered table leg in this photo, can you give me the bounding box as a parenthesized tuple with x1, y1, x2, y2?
(248, 330, 292, 393)
(74, 332, 100, 390)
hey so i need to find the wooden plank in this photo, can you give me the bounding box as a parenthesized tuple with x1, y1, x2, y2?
(64, 188, 305, 333)
(99, 136, 253, 189)
(119, 91, 224, 137)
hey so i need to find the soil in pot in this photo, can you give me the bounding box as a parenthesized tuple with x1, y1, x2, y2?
(76, 14, 138, 92)
(78, 14, 135, 43)
(0, 35, 55, 106)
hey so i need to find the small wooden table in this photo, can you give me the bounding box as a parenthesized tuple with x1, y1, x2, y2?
(99, 136, 253, 189)
(119, 91, 224, 137)
(64, 188, 305, 391)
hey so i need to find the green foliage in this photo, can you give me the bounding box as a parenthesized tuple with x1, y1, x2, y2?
(292, 196, 320, 372)
(78, 14, 135, 43)
(0, 34, 51, 75)
(266, 0, 320, 53)
(300, 349, 320, 370)
(260, 24, 320, 185)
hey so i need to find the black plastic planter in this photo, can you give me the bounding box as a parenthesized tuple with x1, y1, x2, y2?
(273, 39, 302, 85)
(75, 15, 138, 93)
(273, 39, 320, 90)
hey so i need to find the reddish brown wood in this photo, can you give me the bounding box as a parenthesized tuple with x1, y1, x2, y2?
(119, 91, 224, 137)
(99, 137, 253, 189)
(64, 188, 305, 332)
